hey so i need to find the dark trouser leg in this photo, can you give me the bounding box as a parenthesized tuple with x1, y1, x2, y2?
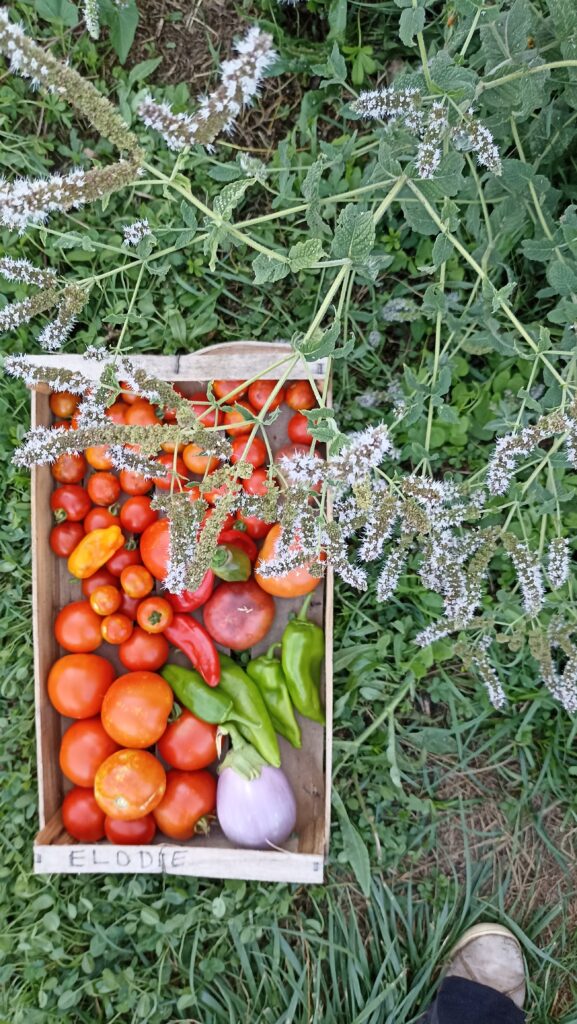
(421, 977, 526, 1024)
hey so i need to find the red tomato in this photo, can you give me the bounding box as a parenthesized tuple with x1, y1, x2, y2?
(120, 496, 158, 534)
(106, 544, 142, 577)
(85, 445, 114, 471)
(248, 379, 286, 411)
(120, 564, 154, 599)
(182, 444, 219, 475)
(153, 770, 216, 840)
(106, 401, 127, 424)
(47, 653, 115, 718)
(50, 391, 79, 419)
(62, 787, 106, 842)
(153, 453, 189, 491)
(60, 718, 120, 787)
(105, 814, 157, 845)
(119, 592, 141, 621)
(136, 597, 174, 634)
(95, 749, 166, 820)
(84, 507, 120, 532)
(242, 467, 270, 496)
(119, 384, 140, 405)
(55, 601, 103, 653)
(189, 391, 219, 428)
(285, 380, 316, 411)
(87, 472, 121, 507)
(101, 671, 173, 747)
(89, 584, 121, 616)
(230, 435, 266, 468)
(203, 479, 230, 504)
(119, 468, 153, 496)
(140, 519, 169, 580)
(223, 401, 255, 436)
(235, 512, 271, 540)
(203, 578, 275, 650)
(212, 380, 247, 401)
(81, 567, 117, 597)
(118, 627, 169, 671)
(50, 521, 84, 558)
(51, 452, 86, 484)
(157, 710, 218, 771)
(124, 399, 161, 427)
(51, 484, 91, 522)
(288, 412, 313, 445)
(101, 613, 133, 645)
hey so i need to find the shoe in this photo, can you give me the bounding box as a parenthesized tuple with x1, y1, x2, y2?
(443, 922, 526, 1009)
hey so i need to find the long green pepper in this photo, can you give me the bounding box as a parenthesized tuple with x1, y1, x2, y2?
(281, 593, 325, 724)
(246, 644, 302, 749)
(161, 664, 254, 727)
(218, 654, 281, 767)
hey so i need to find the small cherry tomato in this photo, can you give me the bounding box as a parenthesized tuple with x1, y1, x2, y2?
(136, 597, 174, 634)
(248, 379, 286, 411)
(285, 380, 316, 411)
(95, 749, 166, 820)
(120, 496, 158, 534)
(101, 613, 133, 645)
(212, 379, 248, 401)
(157, 710, 218, 771)
(106, 544, 142, 577)
(124, 399, 162, 427)
(47, 653, 115, 718)
(182, 444, 220, 476)
(87, 472, 121, 507)
(235, 511, 271, 540)
(224, 400, 256, 436)
(62, 786, 106, 842)
(120, 564, 154, 599)
(190, 391, 219, 428)
(55, 601, 103, 653)
(50, 391, 79, 419)
(51, 452, 86, 484)
(50, 521, 85, 558)
(51, 484, 91, 522)
(89, 584, 122, 616)
(84, 507, 120, 532)
(288, 412, 313, 445)
(153, 769, 217, 840)
(85, 445, 114, 471)
(242, 467, 271, 496)
(203, 578, 275, 650)
(119, 592, 141, 621)
(81, 567, 117, 597)
(119, 468, 153, 496)
(60, 718, 120, 787)
(230, 435, 266, 468)
(118, 627, 169, 672)
(106, 401, 127, 424)
(105, 814, 157, 844)
(153, 453, 189, 491)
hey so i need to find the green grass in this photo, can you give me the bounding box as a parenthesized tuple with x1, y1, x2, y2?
(2, 0, 577, 1020)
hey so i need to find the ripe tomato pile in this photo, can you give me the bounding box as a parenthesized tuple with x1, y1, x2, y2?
(48, 376, 322, 846)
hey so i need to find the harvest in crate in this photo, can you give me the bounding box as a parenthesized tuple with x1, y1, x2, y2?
(46, 376, 326, 851)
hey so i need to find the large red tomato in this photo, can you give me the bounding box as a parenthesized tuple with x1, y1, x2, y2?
(153, 770, 216, 840)
(59, 718, 120, 787)
(62, 787, 106, 842)
(54, 601, 103, 653)
(118, 628, 169, 671)
(101, 671, 173, 747)
(47, 653, 115, 718)
(255, 522, 323, 598)
(157, 710, 218, 771)
(203, 579, 275, 651)
(105, 814, 157, 845)
(94, 749, 166, 820)
(285, 380, 316, 411)
(140, 519, 169, 580)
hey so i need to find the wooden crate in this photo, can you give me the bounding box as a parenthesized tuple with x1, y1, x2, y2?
(31, 342, 333, 884)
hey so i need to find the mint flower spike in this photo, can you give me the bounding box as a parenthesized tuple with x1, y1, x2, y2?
(0, 256, 56, 288)
(82, 0, 100, 38)
(139, 26, 277, 151)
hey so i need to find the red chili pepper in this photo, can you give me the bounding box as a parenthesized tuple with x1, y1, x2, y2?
(164, 614, 221, 687)
(217, 529, 258, 562)
(165, 570, 215, 613)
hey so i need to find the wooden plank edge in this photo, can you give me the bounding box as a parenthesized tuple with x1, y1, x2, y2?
(34, 843, 324, 884)
(31, 388, 48, 828)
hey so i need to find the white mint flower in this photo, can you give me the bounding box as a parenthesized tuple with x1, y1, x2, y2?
(82, 0, 100, 38)
(352, 86, 424, 134)
(453, 111, 502, 175)
(504, 535, 545, 616)
(331, 424, 394, 485)
(277, 452, 324, 487)
(547, 537, 570, 590)
(471, 637, 507, 709)
(376, 542, 407, 601)
(123, 218, 151, 247)
(0, 256, 56, 288)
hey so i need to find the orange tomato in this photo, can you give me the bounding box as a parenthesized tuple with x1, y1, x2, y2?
(101, 613, 133, 645)
(248, 379, 286, 411)
(54, 601, 103, 653)
(182, 444, 220, 475)
(223, 401, 255, 436)
(47, 653, 115, 718)
(50, 391, 79, 419)
(136, 596, 174, 634)
(285, 380, 316, 411)
(87, 472, 121, 507)
(152, 769, 216, 840)
(59, 718, 120, 787)
(119, 468, 153, 496)
(89, 584, 122, 616)
(120, 564, 154, 599)
(94, 749, 166, 820)
(101, 671, 173, 747)
(124, 399, 161, 427)
(254, 523, 324, 597)
(106, 401, 127, 424)
(85, 445, 114, 471)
